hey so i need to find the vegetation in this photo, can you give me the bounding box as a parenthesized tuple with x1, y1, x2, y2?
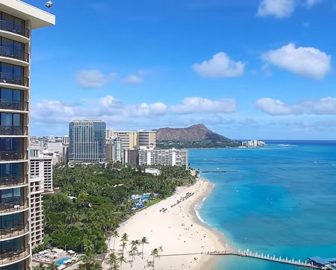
(43, 164, 196, 260)
(157, 139, 241, 149)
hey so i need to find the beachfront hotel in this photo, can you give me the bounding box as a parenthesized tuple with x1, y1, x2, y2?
(69, 120, 106, 164)
(0, 1, 54, 269)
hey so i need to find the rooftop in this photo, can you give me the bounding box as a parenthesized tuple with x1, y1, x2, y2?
(0, 0, 55, 28)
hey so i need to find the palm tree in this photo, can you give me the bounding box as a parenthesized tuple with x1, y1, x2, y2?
(118, 254, 127, 270)
(140, 237, 149, 259)
(111, 230, 119, 251)
(121, 233, 128, 243)
(129, 240, 140, 267)
(150, 246, 163, 270)
(108, 252, 119, 270)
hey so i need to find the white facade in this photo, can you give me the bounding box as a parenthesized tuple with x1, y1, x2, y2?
(139, 148, 188, 168)
(29, 151, 53, 248)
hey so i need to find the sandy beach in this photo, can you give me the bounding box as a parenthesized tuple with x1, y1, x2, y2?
(102, 178, 228, 270)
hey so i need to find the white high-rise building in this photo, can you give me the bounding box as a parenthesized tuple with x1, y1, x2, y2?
(29, 152, 53, 248)
(139, 148, 188, 168)
(0, 1, 55, 269)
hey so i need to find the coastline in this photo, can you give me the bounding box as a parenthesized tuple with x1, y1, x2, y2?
(102, 177, 227, 270)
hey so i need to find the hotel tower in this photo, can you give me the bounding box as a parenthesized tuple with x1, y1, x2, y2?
(0, 1, 54, 269)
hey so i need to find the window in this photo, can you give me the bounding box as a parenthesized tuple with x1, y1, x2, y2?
(0, 88, 25, 111)
(0, 12, 26, 37)
(0, 163, 24, 182)
(0, 63, 25, 85)
(0, 237, 25, 255)
(0, 188, 22, 205)
(0, 213, 24, 230)
(0, 37, 26, 61)
(0, 113, 22, 127)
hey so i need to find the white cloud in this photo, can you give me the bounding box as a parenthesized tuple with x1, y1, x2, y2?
(255, 98, 293, 115)
(305, 0, 322, 7)
(193, 52, 245, 78)
(31, 96, 238, 131)
(123, 70, 148, 85)
(262, 43, 331, 79)
(76, 69, 117, 88)
(131, 102, 168, 116)
(256, 97, 336, 115)
(257, 0, 295, 18)
(171, 97, 237, 114)
(123, 74, 143, 85)
(257, 0, 323, 18)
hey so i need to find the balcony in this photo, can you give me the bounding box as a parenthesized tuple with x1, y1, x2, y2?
(0, 199, 29, 215)
(0, 126, 27, 136)
(0, 151, 24, 161)
(0, 46, 29, 63)
(0, 175, 27, 188)
(0, 223, 29, 240)
(0, 73, 29, 87)
(0, 20, 30, 38)
(0, 246, 30, 266)
(0, 99, 28, 111)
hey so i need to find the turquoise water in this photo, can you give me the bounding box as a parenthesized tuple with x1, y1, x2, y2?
(189, 141, 336, 270)
(55, 256, 71, 266)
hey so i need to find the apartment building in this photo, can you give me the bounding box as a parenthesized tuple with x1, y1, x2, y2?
(69, 120, 106, 163)
(106, 130, 157, 150)
(0, 1, 55, 269)
(29, 152, 52, 248)
(139, 148, 188, 168)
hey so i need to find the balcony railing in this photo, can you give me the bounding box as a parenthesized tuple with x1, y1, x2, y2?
(0, 223, 29, 240)
(0, 20, 30, 38)
(0, 175, 26, 188)
(0, 73, 29, 87)
(0, 126, 27, 136)
(0, 199, 28, 214)
(0, 46, 29, 63)
(0, 246, 30, 266)
(0, 151, 24, 161)
(0, 99, 28, 111)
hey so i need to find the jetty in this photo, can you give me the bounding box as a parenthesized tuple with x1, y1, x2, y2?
(207, 249, 320, 269)
(161, 249, 323, 269)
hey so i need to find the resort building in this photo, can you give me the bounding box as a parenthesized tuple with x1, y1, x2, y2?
(106, 129, 157, 150)
(122, 149, 139, 168)
(69, 120, 106, 164)
(106, 137, 122, 163)
(138, 131, 156, 148)
(139, 148, 188, 168)
(0, 1, 55, 269)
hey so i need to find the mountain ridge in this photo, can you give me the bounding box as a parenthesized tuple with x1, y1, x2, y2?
(156, 124, 241, 148)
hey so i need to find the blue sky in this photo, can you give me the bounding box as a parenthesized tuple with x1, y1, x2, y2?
(27, 0, 336, 139)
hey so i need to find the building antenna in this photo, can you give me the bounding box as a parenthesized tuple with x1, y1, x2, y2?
(45, 1, 53, 12)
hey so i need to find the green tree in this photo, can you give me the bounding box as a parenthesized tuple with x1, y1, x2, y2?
(108, 252, 119, 270)
(140, 237, 149, 259)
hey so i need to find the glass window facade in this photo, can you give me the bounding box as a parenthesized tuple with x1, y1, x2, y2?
(0, 12, 27, 37)
(1, 262, 25, 270)
(0, 37, 26, 61)
(0, 163, 24, 185)
(0, 88, 24, 111)
(69, 121, 106, 162)
(0, 63, 26, 86)
(0, 237, 25, 257)
(0, 188, 23, 209)
(0, 113, 24, 135)
(0, 213, 24, 232)
(0, 138, 24, 160)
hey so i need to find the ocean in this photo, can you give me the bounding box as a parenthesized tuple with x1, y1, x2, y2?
(189, 141, 336, 270)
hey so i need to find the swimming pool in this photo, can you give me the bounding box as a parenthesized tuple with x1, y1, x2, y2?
(55, 256, 71, 266)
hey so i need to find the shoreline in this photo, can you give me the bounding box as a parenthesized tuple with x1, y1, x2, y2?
(102, 177, 228, 270)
